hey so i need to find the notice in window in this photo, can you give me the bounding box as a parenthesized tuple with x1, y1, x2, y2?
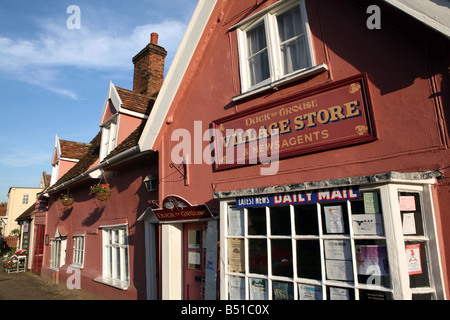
(406, 244, 422, 275)
(228, 239, 244, 273)
(356, 245, 389, 276)
(352, 214, 383, 235)
(330, 287, 350, 300)
(399, 196, 416, 211)
(363, 192, 380, 214)
(324, 205, 344, 233)
(326, 260, 353, 281)
(228, 206, 244, 236)
(324, 240, 352, 260)
(228, 277, 245, 300)
(402, 213, 416, 235)
(249, 278, 268, 300)
(299, 284, 322, 300)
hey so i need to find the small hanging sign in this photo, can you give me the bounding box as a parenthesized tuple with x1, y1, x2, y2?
(152, 195, 213, 222)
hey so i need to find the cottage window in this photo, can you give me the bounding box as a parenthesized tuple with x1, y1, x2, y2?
(98, 226, 130, 289)
(50, 237, 67, 270)
(100, 117, 118, 161)
(237, 0, 315, 93)
(72, 235, 85, 267)
(221, 183, 445, 300)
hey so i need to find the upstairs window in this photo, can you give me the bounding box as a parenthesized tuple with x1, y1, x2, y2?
(100, 117, 118, 161)
(237, 0, 315, 93)
(22, 194, 29, 205)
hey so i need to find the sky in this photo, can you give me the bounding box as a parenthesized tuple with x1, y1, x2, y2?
(0, 0, 199, 203)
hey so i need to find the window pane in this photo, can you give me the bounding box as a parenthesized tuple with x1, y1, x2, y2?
(277, 6, 303, 42)
(249, 50, 270, 86)
(247, 22, 267, 55)
(115, 247, 121, 279)
(277, 5, 308, 74)
(249, 239, 267, 274)
(246, 22, 270, 86)
(297, 240, 321, 280)
(248, 207, 266, 235)
(272, 281, 294, 300)
(399, 192, 424, 236)
(124, 248, 129, 283)
(271, 239, 293, 277)
(405, 241, 430, 288)
(270, 206, 291, 235)
(295, 204, 318, 235)
(355, 240, 391, 288)
(280, 36, 308, 74)
(321, 203, 349, 235)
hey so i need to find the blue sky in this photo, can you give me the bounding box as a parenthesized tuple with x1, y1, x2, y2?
(0, 0, 198, 203)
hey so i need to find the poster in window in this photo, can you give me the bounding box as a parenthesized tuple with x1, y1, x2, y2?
(272, 281, 293, 300)
(399, 196, 416, 211)
(228, 277, 245, 300)
(330, 287, 350, 300)
(352, 214, 383, 235)
(299, 284, 322, 300)
(405, 244, 422, 275)
(326, 260, 353, 281)
(228, 206, 244, 236)
(402, 213, 416, 235)
(324, 240, 352, 260)
(249, 278, 268, 300)
(363, 192, 380, 214)
(324, 205, 344, 233)
(228, 239, 244, 273)
(355, 245, 389, 276)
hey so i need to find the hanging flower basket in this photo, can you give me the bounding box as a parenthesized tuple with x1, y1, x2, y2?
(59, 193, 74, 206)
(90, 184, 111, 201)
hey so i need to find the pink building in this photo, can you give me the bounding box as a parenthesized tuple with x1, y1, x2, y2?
(35, 34, 165, 300)
(138, 0, 450, 300)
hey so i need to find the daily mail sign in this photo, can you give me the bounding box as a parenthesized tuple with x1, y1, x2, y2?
(236, 186, 359, 208)
(212, 74, 377, 171)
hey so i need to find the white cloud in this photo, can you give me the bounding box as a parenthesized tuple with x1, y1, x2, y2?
(0, 18, 187, 99)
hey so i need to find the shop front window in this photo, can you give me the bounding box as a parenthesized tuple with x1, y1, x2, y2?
(221, 183, 444, 300)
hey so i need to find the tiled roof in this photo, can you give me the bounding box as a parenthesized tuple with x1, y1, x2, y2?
(52, 132, 102, 189)
(116, 86, 155, 115)
(0, 207, 6, 217)
(16, 204, 35, 222)
(60, 139, 91, 160)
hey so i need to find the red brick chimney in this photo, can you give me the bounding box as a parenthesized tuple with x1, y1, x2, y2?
(132, 32, 167, 97)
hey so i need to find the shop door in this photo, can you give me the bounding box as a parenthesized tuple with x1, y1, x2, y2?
(32, 225, 45, 275)
(183, 221, 207, 300)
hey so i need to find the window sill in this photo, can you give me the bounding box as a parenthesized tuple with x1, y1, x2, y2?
(48, 267, 59, 272)
(233, 63, 328, 102)
(69, 263, 84, 269)
(94, 277, 129, 290)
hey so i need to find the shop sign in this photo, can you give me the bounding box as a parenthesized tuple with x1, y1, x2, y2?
(153, 195, 212, 222)
(212, 74, 376, 170)
(236, 186, 359, 208)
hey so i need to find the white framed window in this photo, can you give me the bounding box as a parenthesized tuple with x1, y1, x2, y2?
(22, 194, 29, 205)
(100, 116, 118, 161)
(220, 182, 445, 300)
(98, 226, 130, 289)
(50, 237, 67, 270)
(72, 235, 85, 267)
(237, 0, 315, 93)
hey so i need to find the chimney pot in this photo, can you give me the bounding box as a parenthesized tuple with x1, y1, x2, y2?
(151, 33, 158, 45)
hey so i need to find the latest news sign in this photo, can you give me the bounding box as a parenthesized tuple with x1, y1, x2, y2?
(236, 186, 360, 208)
(212, 74, 377, 171)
